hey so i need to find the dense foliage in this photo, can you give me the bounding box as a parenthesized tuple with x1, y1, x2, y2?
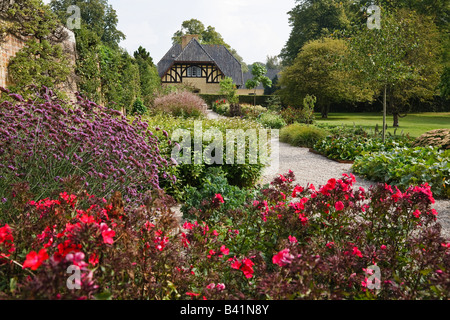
(353, 146, 450, 199)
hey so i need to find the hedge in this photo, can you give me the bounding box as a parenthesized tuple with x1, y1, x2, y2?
(199, 94, 273, 108)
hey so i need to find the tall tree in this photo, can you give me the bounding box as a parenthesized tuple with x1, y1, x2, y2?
(280, 0, 356, 66)
(50, 0, 125, 48)
(278, 37, 374, 118)
(346, 8, 442, 134)
(133, 46, 160, 106)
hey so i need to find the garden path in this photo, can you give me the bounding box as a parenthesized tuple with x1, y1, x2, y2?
(205, 109, 450, 239)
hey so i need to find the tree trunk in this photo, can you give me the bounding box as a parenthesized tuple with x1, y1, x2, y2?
(392, 112, 400, 127)
(382, 85, 386, 143)
(321, 105, 329, 119)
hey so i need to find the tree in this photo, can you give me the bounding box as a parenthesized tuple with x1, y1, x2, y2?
(0, 0, 61, 42)
(245, 64, 272, 106)
(133, 46, 161, 106)
(1, 0, 72, 97)
(172, 19, 248, 73)
(219, 77, 239, 105)
(346, 8, 443, 137)
(280, 0, 356, 66)
(278, 38, 374, 118)
(266, 55, 281, 70)
(8, 39, 71, 94)
(50, 0, 125, 48)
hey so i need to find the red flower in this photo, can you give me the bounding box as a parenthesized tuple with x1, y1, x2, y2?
(89, 253, 99, 266)
(352, 247, 363, 258)
(0, 224, 15, 256)
(335, 201, 344, 211)
(186, 292, 200, 298)
(291, 185, 304, 198)
(240, 258, 255, 279)
(220, 245, 230, 256)
(214, 194, 224, 203)
(23, 249, 49, 270)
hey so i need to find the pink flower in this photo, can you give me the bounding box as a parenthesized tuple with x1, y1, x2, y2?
(288, 235, 298, 244)
(326, 242, 335, 249)
(100, 223, 115, 245)
(216, 283, 226, 291)
(335, 201, 344, 211)
(381, 245, 387, 250)
(413, 210, 421, 218)
(272, 249, 294, 267)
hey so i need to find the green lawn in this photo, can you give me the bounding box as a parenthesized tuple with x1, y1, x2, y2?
(315, 112, 450, 138)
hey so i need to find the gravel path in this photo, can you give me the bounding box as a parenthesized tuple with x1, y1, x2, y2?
(205, 110, 450, 239)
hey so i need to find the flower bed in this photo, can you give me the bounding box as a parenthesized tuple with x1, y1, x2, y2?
(1, 171, 448, 300)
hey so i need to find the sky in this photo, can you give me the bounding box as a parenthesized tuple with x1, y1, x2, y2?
(43, 0, 296, 65)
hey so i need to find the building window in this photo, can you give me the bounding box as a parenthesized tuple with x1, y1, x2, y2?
(186, 66, 202, 78)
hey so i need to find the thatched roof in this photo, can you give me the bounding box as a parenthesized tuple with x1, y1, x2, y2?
(157, 38, 244, 86)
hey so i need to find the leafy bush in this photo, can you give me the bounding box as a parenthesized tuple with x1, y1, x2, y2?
(257, 112, 286, 129)
(131, 98, 147, 115)
(353, 146, 450, 199)
(413, 129, 450, 150)
(280, 124, 328, 148)
(0, 88, 174, 211)
(314, 134, 414, 161)
(181, 168, 254, 222)
(140, 114, 269, 193)
(152, 91, 207, 119)
(2, 171, 448, 300)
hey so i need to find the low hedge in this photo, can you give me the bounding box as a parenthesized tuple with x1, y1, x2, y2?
(200, 94, 273, 108)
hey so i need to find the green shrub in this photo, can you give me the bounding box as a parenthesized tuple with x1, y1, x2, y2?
(353, 146, 450, 198)
(181, 167, 253, 222)
(257, 112, 286, 129)
(314, 134, 414, 161)
(132, 98, 147, 115)
(280, 124, 328, 148)
(139, 114, 269, 197)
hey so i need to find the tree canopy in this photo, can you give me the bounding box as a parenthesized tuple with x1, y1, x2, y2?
(278, 37, 374, 117)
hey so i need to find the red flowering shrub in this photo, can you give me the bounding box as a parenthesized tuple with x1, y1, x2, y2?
(0, 170, 448, 299)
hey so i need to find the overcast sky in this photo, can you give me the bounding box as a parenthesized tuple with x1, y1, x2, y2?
(44, 0, 296, 65)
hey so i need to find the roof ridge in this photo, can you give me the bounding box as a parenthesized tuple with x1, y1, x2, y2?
(175, 38, 215, 63)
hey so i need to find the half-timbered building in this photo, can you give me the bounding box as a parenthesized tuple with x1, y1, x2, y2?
(157, 35, 244, 94)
